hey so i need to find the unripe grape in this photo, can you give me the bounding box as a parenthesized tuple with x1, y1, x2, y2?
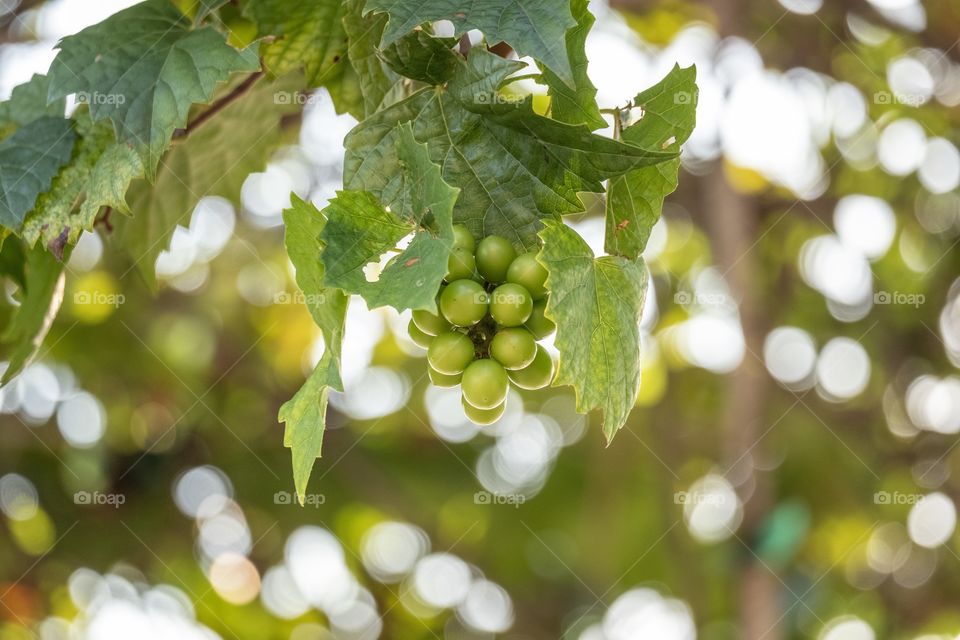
(407, 320, 434, 349)
(524, 298, 555, 339)
(489, 283, 532, 326)
(461, 359, 509, 410)
(412, 309, 450, 336)
(507, 345, 554, 390)
(452, 224, 475, 252)
(427, 332, 475, 374)
(462, 397, 505, 425)
(446, 247, 476, 281)
(439, 279, 489, 326)
(506, 252, 548, 300)
(490, 327, 537, 370)
(429, 367, 462, 388)
(475, 235, 517, 283)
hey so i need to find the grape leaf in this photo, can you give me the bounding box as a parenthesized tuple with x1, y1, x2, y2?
(244, 0, 350, 87)
(47, 0, 260, 178)
(280, 195, 350, 503)
(365, 0, 576, 85)
(117, 74, 302, 288)
(538, 220, 647, 441)
(344, 0, 402, 117)
(539, 0, 605, 131)
(279, 351, 337, 504)
(0, 117, 77, 230)
(321, 124, 459, 313)
(1, 240, 66, 383)
(282, 194, 349, 382)
(0, 75, 65, 135)
(605, 65, 697, 258)
(22, 113, 143, 252)
(345, 49, 676, 250)
(379, 31, 459, 85)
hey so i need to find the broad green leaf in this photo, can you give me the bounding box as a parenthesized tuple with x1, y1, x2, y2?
(280, 196, 350, 502)
(279, 351, 337, 504)
(605, 65, 697, 258)
(345, 49, 676, 250)
(344, 0, 402, 117)
(0, 117, 77, 230)
(175, 0, 229, 21)
(365, 0, 576, 85)
(0, 75, 65, 136)
(282, 194, 349, 383)
(379, 32, 459, 85)
(538, 220, 647, 441)
(321, 124, 457, 313)
(22, 113, 143, 253)
(1, 240, 66, 383)
(117, 74, 302, 288)
(47, 0, 260, 178)
(244, 0, 351, 87)
(321, 124, 458, 313)
(540, 0, 605, 131)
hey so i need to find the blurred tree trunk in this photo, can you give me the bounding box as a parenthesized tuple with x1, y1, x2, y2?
(607, 0, 781, 636)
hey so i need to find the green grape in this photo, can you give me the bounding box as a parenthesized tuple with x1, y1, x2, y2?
(446, 247, 476, 281)
(506, 252, 548, 300)
(439, 279, 489, 326)
(475, 235, 517, 283)
(524, 298, 555, 339)
(507, 345, 554, 390)
(461, 359, 509, 410)
(412, 309, 450, 336)
(429, 366, 462, 388)
(427, 332, 475, 374)
(462, 397, 505, 425)
(407, 320, 434, 349)
(489, 283, 532, 326)
(490, 327, 536, 370)
(452, 224, 475, 252)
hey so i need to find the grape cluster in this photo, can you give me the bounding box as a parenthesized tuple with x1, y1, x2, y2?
(407, 225, 556, 425)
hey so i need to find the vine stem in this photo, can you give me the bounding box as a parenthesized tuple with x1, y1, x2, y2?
(173, 70, 264, 140)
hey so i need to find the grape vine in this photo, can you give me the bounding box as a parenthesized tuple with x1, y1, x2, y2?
(0, 0, 697, 502)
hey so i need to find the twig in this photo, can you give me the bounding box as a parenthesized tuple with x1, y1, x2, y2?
(172, 71, 264, 140)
